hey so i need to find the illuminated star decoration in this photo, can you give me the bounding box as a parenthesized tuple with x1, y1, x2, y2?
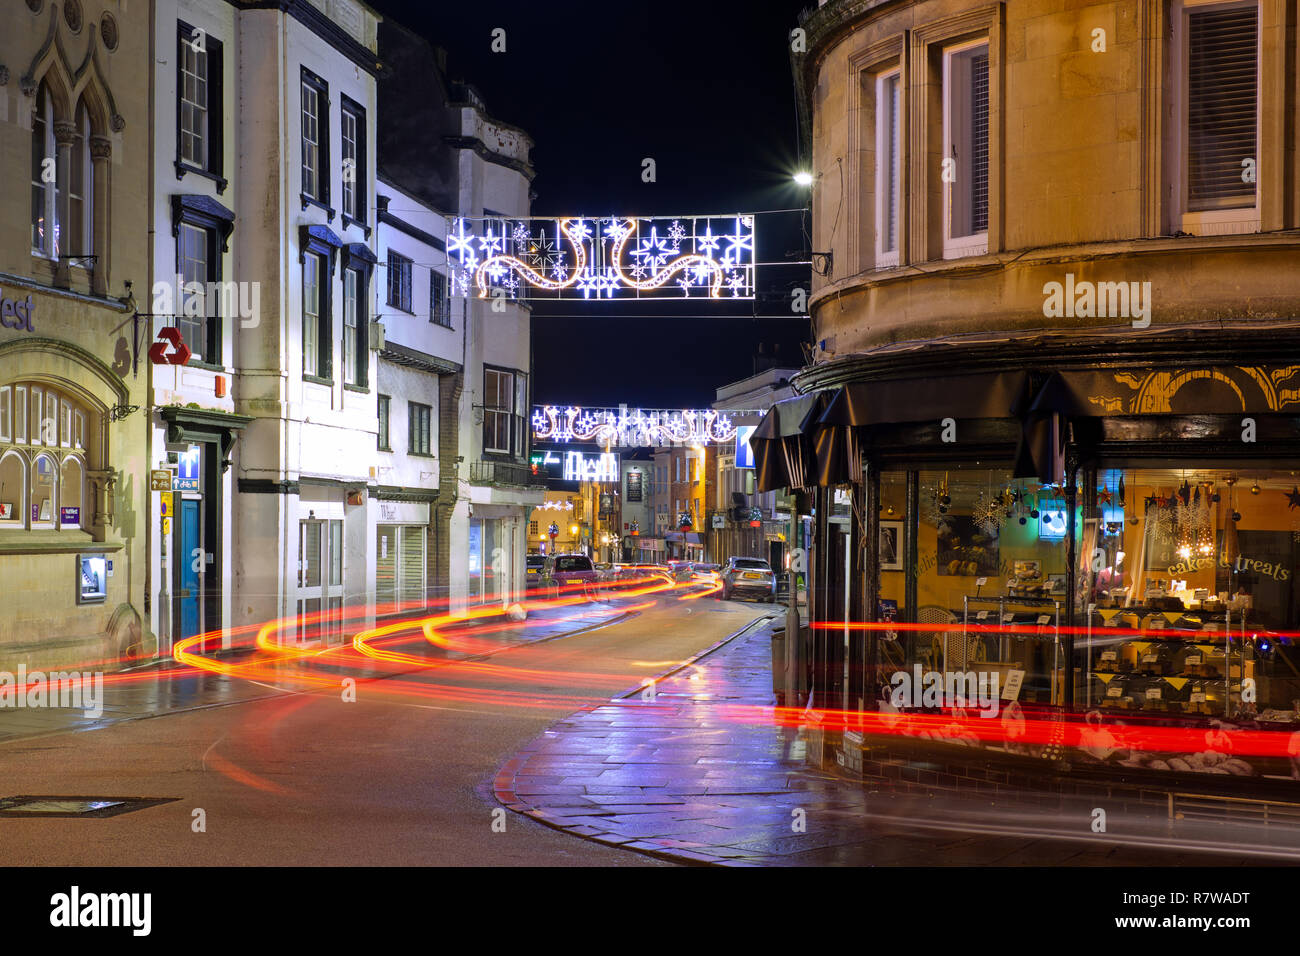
(1287, 486, 1300, 510)
(447, 215, 754, 300)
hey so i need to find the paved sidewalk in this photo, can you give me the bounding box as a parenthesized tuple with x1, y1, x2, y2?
(0, 600, 631, 744)
(494, 620, 1279, 866)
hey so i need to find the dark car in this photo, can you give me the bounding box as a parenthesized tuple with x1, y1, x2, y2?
(526, 554, 546, 589)
(541, 553, 598, 597)
(717, 556, 777, 602)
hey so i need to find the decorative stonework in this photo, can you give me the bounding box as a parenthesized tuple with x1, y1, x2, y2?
(53, 118, 77, 145)
(26, 0, 43, 13)
(0, 67, 8, 86)
(64, 0, 83, 33)
(100, 14, 118, 52)
(89, 135, 111, 159)
(110, 113, 124, 132)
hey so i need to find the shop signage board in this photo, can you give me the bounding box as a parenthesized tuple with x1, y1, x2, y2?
(60, 507, 80, 526)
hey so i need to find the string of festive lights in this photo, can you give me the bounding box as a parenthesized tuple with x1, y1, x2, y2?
(532, 405, 740, 447)
(448, 215, 756, 300)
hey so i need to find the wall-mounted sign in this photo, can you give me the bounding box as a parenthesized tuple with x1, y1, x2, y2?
(60, 507, 80, 526)
(625, 470, 643, 502)
(0, 504, 11, 519)
(174, 446, 200, 491)
(711, 513, 726, 529)
(0, 290, 35, 332)
(735, 424, 756, 469)
(150, 469, 172, 491)
(562, 450, 620, 483)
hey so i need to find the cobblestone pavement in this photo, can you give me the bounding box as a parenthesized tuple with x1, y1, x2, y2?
(496, 618, 1285, 866)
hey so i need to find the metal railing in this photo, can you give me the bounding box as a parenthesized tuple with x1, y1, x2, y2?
(469, 459, 547, 488)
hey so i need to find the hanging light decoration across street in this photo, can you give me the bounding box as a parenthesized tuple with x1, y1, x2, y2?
(447, 214, 756, 300)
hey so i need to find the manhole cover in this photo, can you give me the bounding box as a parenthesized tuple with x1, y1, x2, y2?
(0, 795, 177, 818)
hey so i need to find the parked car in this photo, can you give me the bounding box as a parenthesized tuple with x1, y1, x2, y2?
(526, 554, 546, 589)
(541, 553, 599, 598)
(717, 556, 777, 602)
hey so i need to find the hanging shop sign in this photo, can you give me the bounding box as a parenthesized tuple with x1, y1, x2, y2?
(0, 290, 35, 332)
(447, 215, 754, 300)
(148, 327, 192, 365)
(533, 405, 739, 447)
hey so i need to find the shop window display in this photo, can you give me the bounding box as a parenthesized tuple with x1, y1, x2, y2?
(1077, 468, 1300, 724)
(880, 469, 1071, 709)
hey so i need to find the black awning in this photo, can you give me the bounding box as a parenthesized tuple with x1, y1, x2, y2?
(752, 391, 833, 493)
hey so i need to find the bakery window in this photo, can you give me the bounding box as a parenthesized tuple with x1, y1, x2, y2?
(1077, 467, 1298, 723)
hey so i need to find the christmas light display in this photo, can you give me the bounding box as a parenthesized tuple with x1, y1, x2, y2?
(447, 215, 755, 300)
(532, 405, 739, 447)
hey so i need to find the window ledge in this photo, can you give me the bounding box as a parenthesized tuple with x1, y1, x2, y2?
(343, 383, 370, 394)
(186, 358, 228, 373)
(342, 213, 371, 239)
(0, 533, 122, 556)
(301, 194, 336, 221)
(408, 451, 436, 459)
(303, 374, 334, 387)
(377, 445, 393, 453)
(173, 160, 229, 194)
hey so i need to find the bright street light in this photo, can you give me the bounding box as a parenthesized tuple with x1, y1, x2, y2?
(793, 170, 813, 187)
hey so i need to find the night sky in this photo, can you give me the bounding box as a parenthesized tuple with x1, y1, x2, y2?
(367, 0, 813, 408)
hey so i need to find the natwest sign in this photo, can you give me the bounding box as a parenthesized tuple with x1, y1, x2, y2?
(0, 289, 35, 332)
(563, 451, 619, 482)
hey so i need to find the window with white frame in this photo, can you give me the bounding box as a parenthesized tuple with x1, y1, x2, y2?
(483, 367, 516, 456)
(300, 70, 329, 205)
(1175, 0, 1259, 234)
(343, 267, 358, 385)
(30, 83, 61, 258)
(0, 382, 89, 532)
(303, 252, 321, 376)
(68, 102, 92, 258)
(180, 30, 208, 169)
(942, 39, 990, 259)
(178, 223, 208, 363)
(340, 97, 365, 224)
(875, 68, 902, 268)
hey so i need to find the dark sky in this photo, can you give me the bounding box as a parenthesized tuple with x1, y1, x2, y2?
(367, 0, 813, 408)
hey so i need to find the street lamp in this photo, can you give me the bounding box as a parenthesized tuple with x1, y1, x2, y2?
(793, 170, 813, 187)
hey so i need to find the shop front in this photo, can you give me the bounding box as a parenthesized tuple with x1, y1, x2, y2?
(756, 348, 1300, 784)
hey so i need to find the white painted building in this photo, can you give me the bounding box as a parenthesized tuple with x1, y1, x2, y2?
(147, 0, 384, 651)
(372, 176, 461, 615)
(378, 21, 542, 613)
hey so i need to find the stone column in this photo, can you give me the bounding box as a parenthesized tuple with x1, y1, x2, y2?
(53, 120, 76, 286)
(89, 135, 112, 296)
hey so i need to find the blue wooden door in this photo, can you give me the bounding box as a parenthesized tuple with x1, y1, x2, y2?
(180, 499, 201, 639)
